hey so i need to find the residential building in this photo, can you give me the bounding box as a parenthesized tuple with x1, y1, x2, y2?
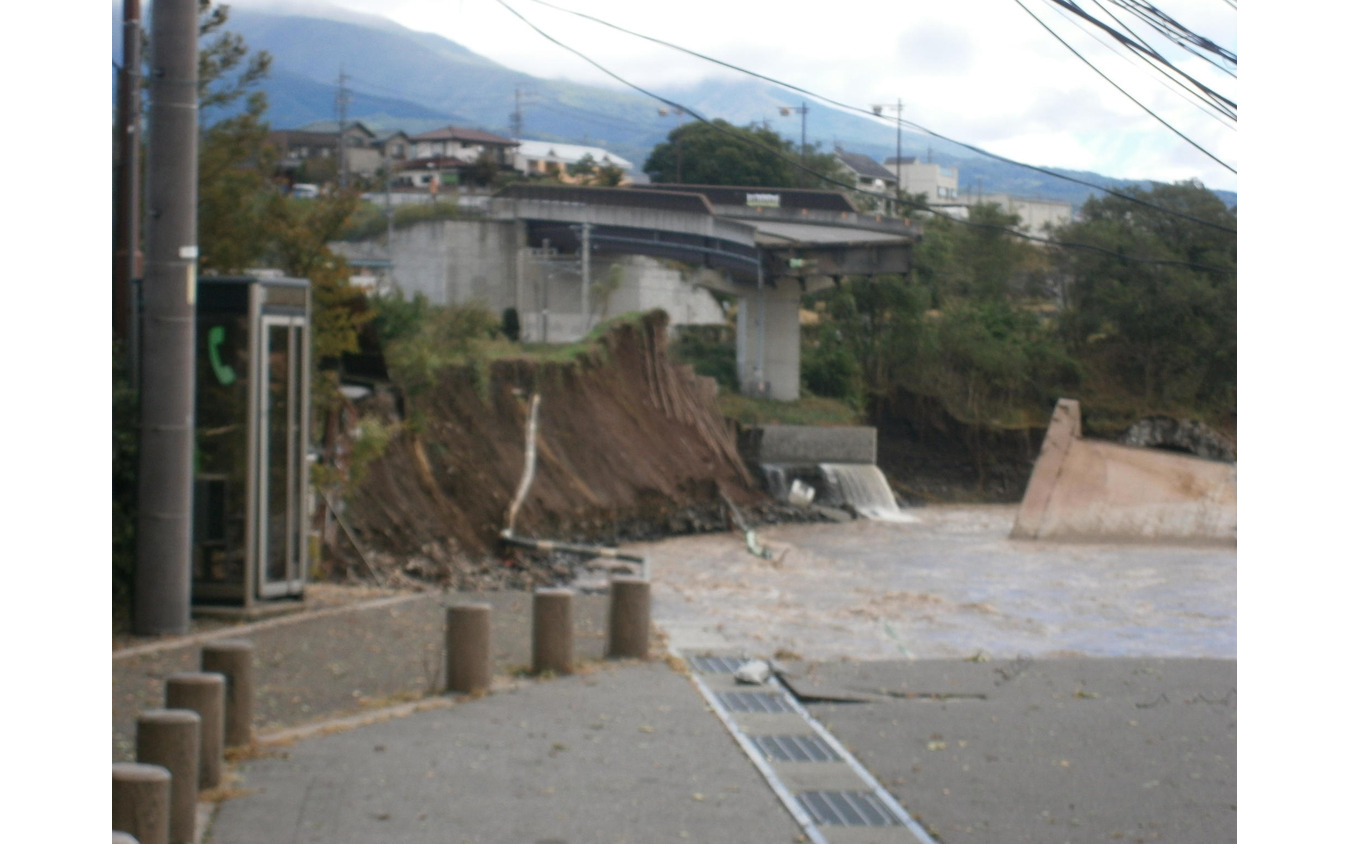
(885, 157, 960, 203)
(268, 121, 384, 179)
(513, 140, 635, 180)
(409, 126, 519, 168)
(834, 149, 897, 195)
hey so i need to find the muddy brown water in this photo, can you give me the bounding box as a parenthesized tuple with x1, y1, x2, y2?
(633, 504, 1236, 662)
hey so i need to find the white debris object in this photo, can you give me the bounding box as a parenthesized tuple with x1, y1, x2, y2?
(733, 658, 773, 685)
(788, 479, 816, 507)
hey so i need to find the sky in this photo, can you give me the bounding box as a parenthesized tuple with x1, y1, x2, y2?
(230, 0, 1237, 192)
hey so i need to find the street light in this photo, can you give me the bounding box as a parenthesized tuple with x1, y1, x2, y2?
(778, 102, 809, 169)
(871, 100, 903, 212)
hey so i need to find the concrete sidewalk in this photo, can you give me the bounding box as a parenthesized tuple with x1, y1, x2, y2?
(206, 659, 805, 844)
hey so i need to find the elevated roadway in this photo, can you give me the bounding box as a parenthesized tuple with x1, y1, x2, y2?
(489, 184, 920, 399)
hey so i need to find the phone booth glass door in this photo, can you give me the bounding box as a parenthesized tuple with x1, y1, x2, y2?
(259, 316, 308, 597)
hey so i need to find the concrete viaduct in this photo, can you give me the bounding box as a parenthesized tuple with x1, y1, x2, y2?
(487, 184, 919, 401)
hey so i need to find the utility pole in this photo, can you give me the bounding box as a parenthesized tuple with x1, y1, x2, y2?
(336, 67, 352, 189)
(136, 0, 199, 636)
(114, 0, 143, 353)
(871, 100, 903, 212)
(510, 87, 525, 140)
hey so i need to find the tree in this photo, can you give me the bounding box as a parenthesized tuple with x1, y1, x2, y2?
(644, 120, 797, 186)
(189, 2, 368, 373)
(1052, 180, 1236, 411)
(568, 153, 626, 187)
(911, 203, 1047, 307)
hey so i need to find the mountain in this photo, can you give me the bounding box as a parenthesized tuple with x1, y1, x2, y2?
(112, 2, 1235, 209)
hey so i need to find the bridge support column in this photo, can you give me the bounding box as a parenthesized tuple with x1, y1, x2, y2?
(736, 282, 801, 401)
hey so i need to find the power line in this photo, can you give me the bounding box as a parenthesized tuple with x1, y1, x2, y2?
(493, 0, 1234, 275)
(509, 0, 1237, 234)
(1074, 0, 1236, 127)
(1014, 0, 1234, 174)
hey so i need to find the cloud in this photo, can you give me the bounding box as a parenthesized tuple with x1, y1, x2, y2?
(895, 22, 977, 76)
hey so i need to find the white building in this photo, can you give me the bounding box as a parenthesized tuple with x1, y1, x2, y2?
(886, 157, 960, 202)
(512, 140, 635, 178)
(958, 192, 1075, 235)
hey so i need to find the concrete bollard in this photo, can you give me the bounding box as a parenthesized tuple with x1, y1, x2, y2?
(112, 762, 169, 844)
(136, 709, 200, 844)
(165, 672, 226, 789)
(201, 639, 255, 748)
(532, 587, 575, 675)
(445, 603, 492, 695)
(608, 576, 652, 659)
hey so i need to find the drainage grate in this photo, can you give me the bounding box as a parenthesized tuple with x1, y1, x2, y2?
(750, 734, 843, 763)
(797, 791, 902, 827)
(689, 656, 748, 674)
(717, 691, 794, 713)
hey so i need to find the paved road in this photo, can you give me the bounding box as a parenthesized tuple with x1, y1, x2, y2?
(124, 506, 1237, 843)
(208, 660, 806, 844)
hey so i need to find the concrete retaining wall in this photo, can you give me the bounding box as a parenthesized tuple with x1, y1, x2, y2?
(740, 425, 877, 466)
(1011, 399, 1236, 544)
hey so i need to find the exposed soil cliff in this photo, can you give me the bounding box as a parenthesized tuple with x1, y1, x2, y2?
(329, 313, 774, 587)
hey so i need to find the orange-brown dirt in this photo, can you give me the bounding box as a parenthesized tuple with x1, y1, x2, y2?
(326, 313, 777, 588)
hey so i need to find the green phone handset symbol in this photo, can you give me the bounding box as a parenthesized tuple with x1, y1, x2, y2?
(208, 325, 237, 385)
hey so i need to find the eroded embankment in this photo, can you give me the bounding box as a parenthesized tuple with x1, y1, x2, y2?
(337, 313, 766, 584)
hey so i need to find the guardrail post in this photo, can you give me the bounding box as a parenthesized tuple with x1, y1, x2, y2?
(201, 639, 255, 748)
(608, 576, 651, 659)
(112, 762, 170, 844)
(135, 709, 199, 844)
(532, 587, 574, 675)
(446, 603, 492, 695)
(165, 672, 226, 789)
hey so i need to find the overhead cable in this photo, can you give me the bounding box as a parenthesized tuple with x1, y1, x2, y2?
(513, 0, 1237, 232)
(1014, 0, 1234, 173)
(494, 0, 1234, 275)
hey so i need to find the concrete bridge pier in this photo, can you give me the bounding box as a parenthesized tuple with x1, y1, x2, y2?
(736, 281, 803, 401)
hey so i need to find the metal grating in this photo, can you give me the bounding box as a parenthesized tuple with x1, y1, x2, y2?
(797, 791, 902, 827)
(690, 656, 748, 674)
(717, 691, 794, 713)
(750, 734, 843, 763)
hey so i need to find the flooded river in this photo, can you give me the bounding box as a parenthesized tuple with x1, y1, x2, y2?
(627, 505, 1236, 662)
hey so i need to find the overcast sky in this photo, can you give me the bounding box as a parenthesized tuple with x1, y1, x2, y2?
(230, 0, 1237, 192)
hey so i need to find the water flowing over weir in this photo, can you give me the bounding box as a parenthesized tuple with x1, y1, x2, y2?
(742, 425, 916, 523)
(756, 462, 917, 523)
(820, 463, 917, 523)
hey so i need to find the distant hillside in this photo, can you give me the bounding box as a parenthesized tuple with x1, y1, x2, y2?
(112, 2, 1235, 210)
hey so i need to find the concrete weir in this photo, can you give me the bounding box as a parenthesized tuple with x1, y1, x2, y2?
(1012, 398, 1237, 543)
(741, 425, 917, 523)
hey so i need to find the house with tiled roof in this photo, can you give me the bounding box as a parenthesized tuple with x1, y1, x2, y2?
(409, 126, 519, 168)
(834, 149, 897, 194)
(268, 121, 384, 179)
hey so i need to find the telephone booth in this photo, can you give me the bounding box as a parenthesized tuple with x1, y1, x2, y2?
(193, 275, 311, 609)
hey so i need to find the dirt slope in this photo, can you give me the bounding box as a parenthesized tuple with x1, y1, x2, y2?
(336, 313, 765, 584)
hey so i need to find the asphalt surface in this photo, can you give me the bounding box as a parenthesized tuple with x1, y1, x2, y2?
(112, 506, 1237, 844)
(794, 657, 1236, 843)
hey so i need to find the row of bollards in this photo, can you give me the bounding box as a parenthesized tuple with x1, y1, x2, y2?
(113, 640, 255, 844)
(114, 576, 652, 842)
(447, 575, 652, 692)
